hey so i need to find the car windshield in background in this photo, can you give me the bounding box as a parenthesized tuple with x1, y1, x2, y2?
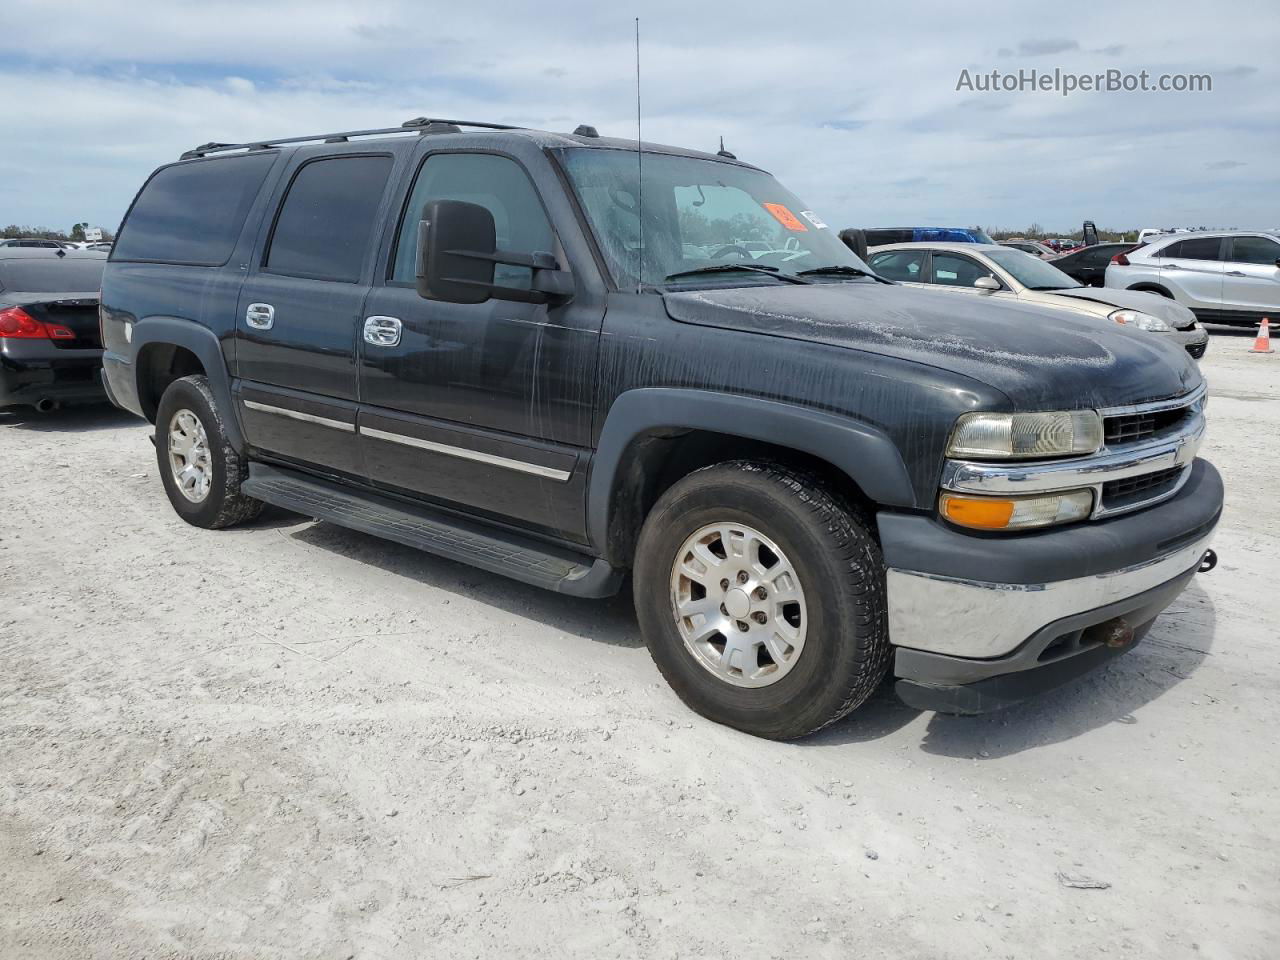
(0, 257, 106, 294)
(985, 248, 1081, 290)
(559, 149, 870, 288)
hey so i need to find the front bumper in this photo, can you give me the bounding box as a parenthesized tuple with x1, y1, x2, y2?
(879, 458, 1222, 712)
(1172, 325, 1209, 359)
(0, 339, 105, 409)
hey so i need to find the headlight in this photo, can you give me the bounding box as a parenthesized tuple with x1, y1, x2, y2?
(947, 410, 1103, 459)
(1110, 309, 1171, 332)
(940, 489, 1094, 531)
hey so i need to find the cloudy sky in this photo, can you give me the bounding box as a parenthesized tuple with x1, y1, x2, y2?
(1, 0, 1275, 236)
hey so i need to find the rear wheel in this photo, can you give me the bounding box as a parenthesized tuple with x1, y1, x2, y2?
(633, 461, 890, 740)
(155, 374, 263, 529)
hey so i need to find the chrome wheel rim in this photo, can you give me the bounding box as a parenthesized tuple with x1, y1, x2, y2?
(669, 522, 808, 688)
(167, 409, 212, 503)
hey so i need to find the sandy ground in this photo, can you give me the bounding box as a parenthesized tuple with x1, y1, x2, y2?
(1, 327, 1277, 960)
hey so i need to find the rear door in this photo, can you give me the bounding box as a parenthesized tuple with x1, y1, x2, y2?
(1077, 244, 1121, 286)
(1156, 236, 1225, 310)
(1221, 235, 1280, 318)
(234, 149, 399, 478)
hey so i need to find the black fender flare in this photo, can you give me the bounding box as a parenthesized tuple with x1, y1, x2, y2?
(130, 317, 245, 451)
(587, 388, 915, 555)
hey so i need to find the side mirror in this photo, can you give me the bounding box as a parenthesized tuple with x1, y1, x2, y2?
(838, 228, 868, 262)
(974, 276, 1001, 293)
(416, 199, 495, 304)
(415, 198, 573, 306)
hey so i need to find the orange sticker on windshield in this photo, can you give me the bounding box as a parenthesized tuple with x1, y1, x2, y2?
(762, 202, 808, 232)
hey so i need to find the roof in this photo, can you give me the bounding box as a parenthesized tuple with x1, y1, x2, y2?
(867, 242, 1009, 254)
(177, 116, 762, 171)
(1142, 228, 1279, 241)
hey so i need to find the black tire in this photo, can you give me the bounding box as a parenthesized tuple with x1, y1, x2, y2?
(633, 461, 890, 740)
(154, 374, 263, 529)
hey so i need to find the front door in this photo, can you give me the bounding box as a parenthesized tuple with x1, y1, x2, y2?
(1221, 234, 1280, 319)
(358, 150, 603, 543)
(235, 151, 396, 478)
(929, 251, 1006, 297)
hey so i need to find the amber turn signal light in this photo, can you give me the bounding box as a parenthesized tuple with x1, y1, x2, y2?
(939, 490, 1093, 531)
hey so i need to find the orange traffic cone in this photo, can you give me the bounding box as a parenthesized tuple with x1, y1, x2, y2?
(1250, 317, 1274, 354)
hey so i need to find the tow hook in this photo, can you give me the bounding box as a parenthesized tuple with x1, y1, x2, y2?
(1198, 549, 1218, 574)
(1084, 616, 1135, 650)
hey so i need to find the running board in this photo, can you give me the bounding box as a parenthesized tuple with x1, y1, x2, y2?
(242, 463, 623, 598)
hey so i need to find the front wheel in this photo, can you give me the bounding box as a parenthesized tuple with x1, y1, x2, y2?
(155, 374, 263, 529)
(633, 461, 890, 740)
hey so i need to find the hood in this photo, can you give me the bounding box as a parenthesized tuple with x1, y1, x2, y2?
(663, 282, 1201, 409)
(1050, 286, 1198, 329)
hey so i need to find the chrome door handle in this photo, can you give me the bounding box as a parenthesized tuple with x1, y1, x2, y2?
(363, 315, 402, 347)
(245, 302, 275, 329)
(1163, 263, 1180, 269)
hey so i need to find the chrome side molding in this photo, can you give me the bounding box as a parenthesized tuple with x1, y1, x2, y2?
(360, 426, 572, 481)
(242, 399, 355, 432)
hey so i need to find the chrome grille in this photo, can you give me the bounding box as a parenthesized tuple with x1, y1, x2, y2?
(1103, 405, 1192, 446)
(1102, 465, 1186, 510)
(942, 383, 1207, 522)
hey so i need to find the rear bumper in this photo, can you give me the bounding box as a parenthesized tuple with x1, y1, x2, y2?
(101, 350, 144, 417)
(879, 458, 1222, 711)
(0, 339, 105, 409)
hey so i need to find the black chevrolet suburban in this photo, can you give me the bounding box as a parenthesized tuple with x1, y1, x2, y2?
(100, 118, 1222, 739)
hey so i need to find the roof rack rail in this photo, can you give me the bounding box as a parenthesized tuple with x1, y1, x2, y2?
(179, 117, 520, 160)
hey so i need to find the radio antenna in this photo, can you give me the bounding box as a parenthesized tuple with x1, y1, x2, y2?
(634, 16, 643, 294)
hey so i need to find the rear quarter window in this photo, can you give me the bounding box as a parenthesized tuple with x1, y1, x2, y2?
(112, 153, 276, 266)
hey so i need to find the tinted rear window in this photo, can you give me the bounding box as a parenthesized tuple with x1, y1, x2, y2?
(0, 257, 106, 293)
(265, 155, 393, 283)
(113, 153, 276, 266)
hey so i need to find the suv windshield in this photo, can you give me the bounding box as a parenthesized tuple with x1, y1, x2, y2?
(985, 248, 1081, 290)
(560, 149, 869, 288)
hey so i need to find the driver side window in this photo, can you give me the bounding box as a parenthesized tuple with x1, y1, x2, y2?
(1227, 235, 1280, 266)
(931, 253, 993, 287)
(391, 153, 553, 290)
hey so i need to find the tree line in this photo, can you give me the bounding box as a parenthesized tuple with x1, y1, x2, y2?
(2, 222, 115, 242)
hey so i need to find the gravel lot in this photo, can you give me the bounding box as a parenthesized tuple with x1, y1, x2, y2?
(2, 327, 1276, 960)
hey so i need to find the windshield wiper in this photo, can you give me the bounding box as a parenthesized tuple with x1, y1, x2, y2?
(663, 264, 811, 284)
(796, 264, 895, 285)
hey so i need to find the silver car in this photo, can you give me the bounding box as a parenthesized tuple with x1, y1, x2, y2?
(867, 242, 1208, 359)
(1104, 230, 1280, 329)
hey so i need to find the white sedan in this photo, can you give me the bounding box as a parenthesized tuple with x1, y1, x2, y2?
(866, 241, 1209, 359)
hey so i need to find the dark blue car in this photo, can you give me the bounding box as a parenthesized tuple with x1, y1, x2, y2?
(863, 226, 993, 246)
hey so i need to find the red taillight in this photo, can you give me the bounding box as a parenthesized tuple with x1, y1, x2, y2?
(0, 306, 45, 338)
(0, 306, 72, 340)
(1111, 253, 1130, 266)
